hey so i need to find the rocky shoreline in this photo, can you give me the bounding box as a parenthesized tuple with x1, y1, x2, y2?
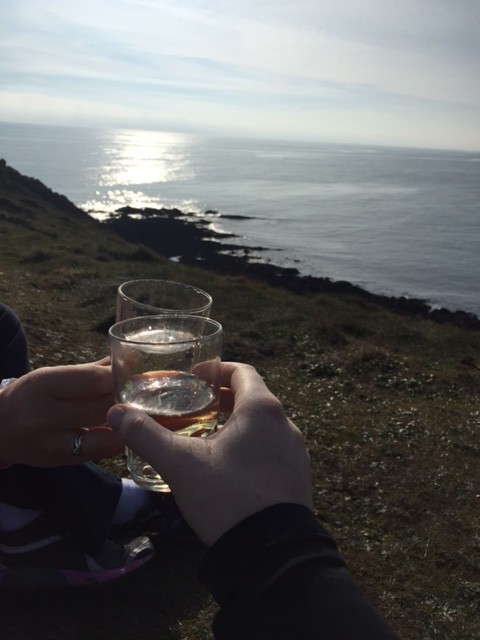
(103, 205, 480, 331)
(3, 157, 477, 331)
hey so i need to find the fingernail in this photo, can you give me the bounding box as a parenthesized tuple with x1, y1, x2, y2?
(107, 404, 127, 430)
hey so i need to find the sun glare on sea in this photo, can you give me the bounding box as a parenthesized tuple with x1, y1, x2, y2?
(99, 129, 196, 187)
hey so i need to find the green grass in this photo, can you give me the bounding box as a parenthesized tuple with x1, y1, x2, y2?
(1, 164, 479, 638)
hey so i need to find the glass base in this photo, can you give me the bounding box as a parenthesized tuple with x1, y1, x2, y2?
(125, 421, 218, 492)
(126, 454, 171, 492)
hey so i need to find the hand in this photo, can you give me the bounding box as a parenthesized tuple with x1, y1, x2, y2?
(0, 360, 122, 467)
(107, 362, 313, 546)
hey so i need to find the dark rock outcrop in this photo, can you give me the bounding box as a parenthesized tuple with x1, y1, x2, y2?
(103, 205, 480, 331)
(1, 160, 478, 332)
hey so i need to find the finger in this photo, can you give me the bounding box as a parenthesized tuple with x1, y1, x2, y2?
(220, 362, 267, 392)
(219, 361, 243, 388)
(107, 405, 177, 470)
(48, 395, 114, 431)
(93, 356, 111, 366)
(73, 426, 124, 460)
(34, 427, 124, 468)
(224, 362, 274, 402)
(218, 363, 281, 428)
(108, 405, 201, 487)
(40, 364, 113, 399)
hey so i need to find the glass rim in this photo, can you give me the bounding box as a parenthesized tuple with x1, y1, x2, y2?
(109, 314, 223, 345)
(117, 279, 213, 315)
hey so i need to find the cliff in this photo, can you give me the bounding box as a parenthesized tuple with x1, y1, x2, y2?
(0, 160, 479, 639)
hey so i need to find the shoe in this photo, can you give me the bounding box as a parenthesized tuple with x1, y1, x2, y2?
(110, 491, 196, 542)
(0, 514, 155, 590)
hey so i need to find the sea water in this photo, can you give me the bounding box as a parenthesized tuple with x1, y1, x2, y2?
(1, 121, 479, 314)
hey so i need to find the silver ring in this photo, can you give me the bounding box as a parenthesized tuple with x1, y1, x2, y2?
(72, 430, 85, 457)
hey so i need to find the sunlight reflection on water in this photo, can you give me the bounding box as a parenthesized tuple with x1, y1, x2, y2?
(98, 129, 196, 187)
(2, 121, 479, 314)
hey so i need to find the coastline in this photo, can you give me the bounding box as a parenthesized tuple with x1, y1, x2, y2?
(103, 205, 480, 331)
(1, 156, 477, 331)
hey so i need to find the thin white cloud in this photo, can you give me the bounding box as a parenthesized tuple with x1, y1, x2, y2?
(0, 0, 479, 149)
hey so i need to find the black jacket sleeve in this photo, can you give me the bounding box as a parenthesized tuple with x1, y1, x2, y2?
(198, 503, 400, 640)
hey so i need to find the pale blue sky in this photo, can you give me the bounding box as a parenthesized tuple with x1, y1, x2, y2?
(1, 0, 479, 150)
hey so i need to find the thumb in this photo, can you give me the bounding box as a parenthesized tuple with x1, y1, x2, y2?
(107, 404, 174, 473)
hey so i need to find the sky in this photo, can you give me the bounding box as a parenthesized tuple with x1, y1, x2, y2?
(1, 0, 479, 151)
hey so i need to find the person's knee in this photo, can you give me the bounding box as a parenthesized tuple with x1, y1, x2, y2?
(0, 304, 29, 377)
(0, 304, 22, 335)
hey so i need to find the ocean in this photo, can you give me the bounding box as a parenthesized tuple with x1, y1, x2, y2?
(1, 121, 479, 315)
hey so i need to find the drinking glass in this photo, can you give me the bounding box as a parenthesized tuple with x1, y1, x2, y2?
(109, 314, 223, 492)
(116, 279, 212, 321)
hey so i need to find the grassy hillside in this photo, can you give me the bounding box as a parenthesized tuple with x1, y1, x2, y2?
(1, 160, 479, 639)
